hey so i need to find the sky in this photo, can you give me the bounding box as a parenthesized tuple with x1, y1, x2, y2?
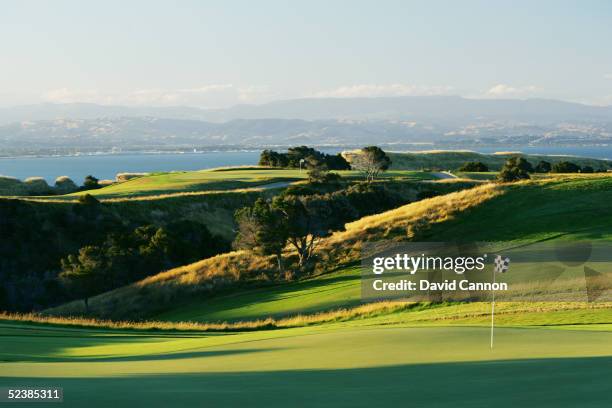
(1, 0, 612, 108)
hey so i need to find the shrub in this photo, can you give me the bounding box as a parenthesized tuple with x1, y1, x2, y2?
(581, 165, 594, 173)
(54, 176, 79, 194)
(78, 193, 100, 206)
(0, 176, 25, 195)
(24, 177, 52, 195)
(534, 161, 552, 173)
(82, 175, 100, 190)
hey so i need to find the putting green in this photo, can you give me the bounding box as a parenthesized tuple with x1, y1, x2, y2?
(1, 322, 610, 407)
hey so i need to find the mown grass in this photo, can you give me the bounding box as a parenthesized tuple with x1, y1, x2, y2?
(67, 167, 306, 197)
(454, 171, 499, 180)
(2, 316, 611, 408)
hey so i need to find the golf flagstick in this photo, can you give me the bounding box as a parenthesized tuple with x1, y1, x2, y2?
(490, 266, 495, 349)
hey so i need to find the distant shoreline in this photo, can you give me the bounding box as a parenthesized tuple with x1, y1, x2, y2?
(2, 143, 612, 160)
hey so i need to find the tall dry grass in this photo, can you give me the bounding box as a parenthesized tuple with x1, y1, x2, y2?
(6, 300, 610, 332)
(6, 301, 418, 332)
(313, 183, 504, 270)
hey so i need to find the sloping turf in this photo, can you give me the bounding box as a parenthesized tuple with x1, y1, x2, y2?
(1, 321, 610, 407)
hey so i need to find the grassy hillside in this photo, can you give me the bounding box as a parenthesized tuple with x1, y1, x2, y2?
(386, 150, 612, 171)
(155, 175, 612, 323)
(46, 174, 612, 320)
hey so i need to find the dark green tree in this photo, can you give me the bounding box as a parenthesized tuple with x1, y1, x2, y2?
(305, 155, 341, 185)
(458, 161, 489, 172)
(581, 165, 594, 173)
(325, 153, 351, 170)
(259, 147, 350, 170)
(551, 161, 581, 173)
(83, 175, 100, 190)
(497, 157, 533, 182)
(59, 246, 109, 313)
(287, 146, 323, 167)
(534, 160, 552, 173)
(271, 195, 343, 267)
(259, 150, 288, 167)
(234, 199, 288, 272)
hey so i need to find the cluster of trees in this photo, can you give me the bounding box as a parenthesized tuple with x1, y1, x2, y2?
(260, 145, 392, 184)
(0, 196, 229, 312)
(458, 161, 489, 172)
(498, 158, 605, 182)
(259, 146, 351, 170)
(233, 182, 403, 273)
(550, 161, 599, 173)
(59, 220, 227, 312)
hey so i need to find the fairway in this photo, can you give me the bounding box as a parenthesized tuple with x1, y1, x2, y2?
(1, 321, 610, 407)
(69, 167, 307, 197)
(60, 168, 436, 198)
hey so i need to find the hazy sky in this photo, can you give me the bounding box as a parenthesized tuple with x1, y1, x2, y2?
(1, 0, 612, 108)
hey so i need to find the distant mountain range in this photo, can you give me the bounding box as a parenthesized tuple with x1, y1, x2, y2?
(2, 96, 612, 124)
(1, 96, 611, 154)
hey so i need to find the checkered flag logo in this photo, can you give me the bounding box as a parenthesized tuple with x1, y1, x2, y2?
(494, 255, 510, 273)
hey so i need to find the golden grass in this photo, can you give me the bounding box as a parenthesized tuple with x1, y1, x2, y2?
(5, 301, 611, 332)
(329, 182, 503, 245)
(5, 301, 417, 332)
